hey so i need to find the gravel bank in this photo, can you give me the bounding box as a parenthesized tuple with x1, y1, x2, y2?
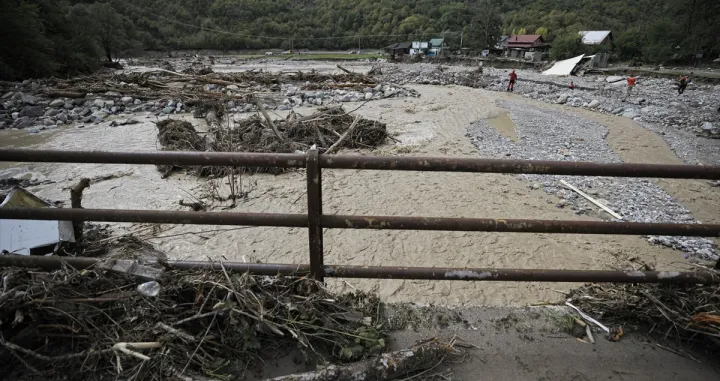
(468, 100, 717, 261)
(482, 67, 720, 165)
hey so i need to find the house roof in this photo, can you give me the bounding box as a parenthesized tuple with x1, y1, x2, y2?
(579, 31, 612, 45)
(506, 34, 544, 48)
(429, 38, 445, 46)
(508, 35, 542, 44)
(394, 42, 412, 49)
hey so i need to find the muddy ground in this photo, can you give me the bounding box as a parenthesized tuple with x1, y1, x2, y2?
(256, 305, 720, 380)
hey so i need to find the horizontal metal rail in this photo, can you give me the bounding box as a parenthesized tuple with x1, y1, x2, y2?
(0, 149, 306, 168)
(0, 255, 715, 284)
(319, 155, 720, 178)
(0, 208, 307, 227)
(1, 148, 719, 178)
(2, 148, 719, 281)
(1, 208, 718, 237)
(323, 215, 720, 236)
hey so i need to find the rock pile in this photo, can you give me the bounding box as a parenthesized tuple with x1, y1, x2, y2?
(276, 83, 418, 110)
(378, 63, 487, 87)
(1, 82, 188, 132)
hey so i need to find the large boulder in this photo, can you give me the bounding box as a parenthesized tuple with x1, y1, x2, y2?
(49, 99, 65, 108)
(19, 105, 44, 118)
(13, 116, 32, 128)
(12, 92, 38, 105)
(621, 109, 640, 119)
(700, 122, 718, 137)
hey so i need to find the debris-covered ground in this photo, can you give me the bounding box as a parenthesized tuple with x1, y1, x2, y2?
(0, 262, 389, 380)
(0, 63, 415, 133)
(1, 57, 720, 379)
(569, 266, 720, 347)
(1, 59, 719, 307)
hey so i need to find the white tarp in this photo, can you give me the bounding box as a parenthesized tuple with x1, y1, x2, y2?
(542, 54, 585, 76)
(0, 187, 75, 255)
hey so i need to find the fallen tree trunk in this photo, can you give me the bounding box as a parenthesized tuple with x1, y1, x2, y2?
(266, 340, 452, 381)
(336, 64, 353, 74)
(45, 91, 87, 99)
(254, 97, 285, 142)
(324, 114, 360, 154)
(70, 178, 90, 243)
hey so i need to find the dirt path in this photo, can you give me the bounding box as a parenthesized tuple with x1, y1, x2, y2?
(2, 85, 705, 306)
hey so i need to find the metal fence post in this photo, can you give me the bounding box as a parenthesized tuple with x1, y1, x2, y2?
(306, 148, 324, 282)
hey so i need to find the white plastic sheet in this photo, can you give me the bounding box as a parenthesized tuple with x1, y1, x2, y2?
(542, 54, 585, 76)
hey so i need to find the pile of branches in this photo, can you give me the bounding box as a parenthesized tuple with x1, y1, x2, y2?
(569, 267, 720, 348)
(42, 71, 236, 103)
(0, 265, 385, 380)
(156, 106, 389, 175)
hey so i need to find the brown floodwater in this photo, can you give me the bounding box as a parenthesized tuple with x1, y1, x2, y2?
(0, 128, 62, 172)
(485, 111, 518, 141)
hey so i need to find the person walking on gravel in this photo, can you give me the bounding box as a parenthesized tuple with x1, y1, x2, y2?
(678, 74, 689, 95)
(507, 69, 517, 92)
(623, 74, 637, 101)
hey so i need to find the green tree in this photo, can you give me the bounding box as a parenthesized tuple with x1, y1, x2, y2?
(467, 0, 503, 49)
(0, 1, 57, 79)
(535, 27, 549, 39)
(550, 31, 583, 60)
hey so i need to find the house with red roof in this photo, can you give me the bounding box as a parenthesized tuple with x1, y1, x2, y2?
(504, 34, 549, 59)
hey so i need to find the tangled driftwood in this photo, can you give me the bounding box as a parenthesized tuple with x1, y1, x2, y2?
(0, 264, 387, 380)
(569, 266, 720, 348)
(155, 106, 388, 176)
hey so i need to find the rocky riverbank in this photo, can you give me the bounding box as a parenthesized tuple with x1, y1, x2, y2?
(482, 67, 720, 147)
(468, 101, 717, 261)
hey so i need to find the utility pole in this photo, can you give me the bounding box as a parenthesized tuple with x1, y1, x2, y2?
(460, 29, 464, 49)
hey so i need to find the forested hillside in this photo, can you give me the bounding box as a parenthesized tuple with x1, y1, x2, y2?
(1, 0, 718, 79)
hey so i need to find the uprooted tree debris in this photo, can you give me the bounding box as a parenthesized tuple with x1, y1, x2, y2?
(0, 262, 409, 380)
(41, 68, 378, 102)
(156, 106, 389, 176)
(569, 266, 720, 349)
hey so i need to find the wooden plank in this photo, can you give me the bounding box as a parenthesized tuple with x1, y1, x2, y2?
(560, 180, 623, 220)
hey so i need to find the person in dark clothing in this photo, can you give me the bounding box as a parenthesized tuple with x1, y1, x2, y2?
(678, 75, 689, 94)
(507, 69, 517, 92)
(569, 81, 575, 90)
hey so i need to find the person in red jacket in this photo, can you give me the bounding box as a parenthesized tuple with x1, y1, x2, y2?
(507, 69, 517, 92)
(623, 74, 637, 101)
(678, 75, 689, 94)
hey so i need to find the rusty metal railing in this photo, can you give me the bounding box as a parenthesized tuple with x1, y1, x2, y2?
(1, 148, 719, 282)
